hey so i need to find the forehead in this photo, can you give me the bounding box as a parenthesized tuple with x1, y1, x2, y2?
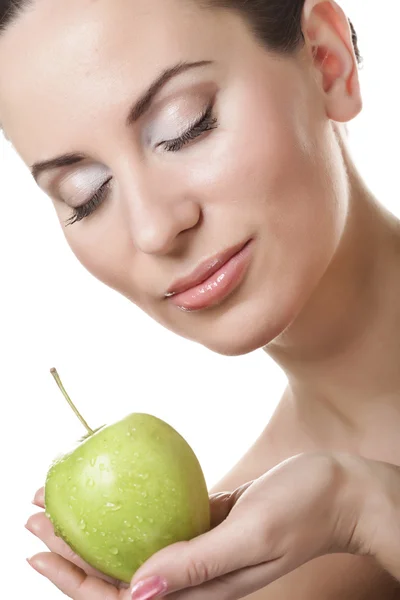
(0, 0, 236, 161)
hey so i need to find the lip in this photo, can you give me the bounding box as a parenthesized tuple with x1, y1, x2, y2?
(166, 239, 251, 297)
(166, 238, 253, 311)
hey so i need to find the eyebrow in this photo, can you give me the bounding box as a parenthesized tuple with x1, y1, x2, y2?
(30, 60, 213, 184)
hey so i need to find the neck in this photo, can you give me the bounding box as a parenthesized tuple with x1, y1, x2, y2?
(265, 140, 400, 435)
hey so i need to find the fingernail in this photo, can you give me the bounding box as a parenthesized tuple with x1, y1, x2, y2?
(32, 490, 43, 506)
(27, 557, 45, 575)
(25, 520, 38, 536)
(131, 576, 168, 600)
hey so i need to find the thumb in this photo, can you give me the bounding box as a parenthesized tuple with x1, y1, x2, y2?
(130, 482, 258, 596)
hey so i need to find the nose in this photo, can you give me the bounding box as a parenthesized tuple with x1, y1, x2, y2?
(122, 176, 202, 255)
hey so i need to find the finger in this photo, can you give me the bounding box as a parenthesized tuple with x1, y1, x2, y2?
(25, 512, 125, 587)
(27, 551, 128, 599)
(32, 487, 45, 508)
(209, 482, 253, 529)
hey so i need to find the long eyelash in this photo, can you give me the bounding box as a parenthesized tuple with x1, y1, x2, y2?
(64, 106, 217, 225)
(65, 178, 112, 226)
(162, 104, 218, 152)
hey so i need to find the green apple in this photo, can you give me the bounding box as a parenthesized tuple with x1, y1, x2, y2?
(45, 368, 210, 584)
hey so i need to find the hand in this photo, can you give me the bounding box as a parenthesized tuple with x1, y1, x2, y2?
(128, 452, 400, 600)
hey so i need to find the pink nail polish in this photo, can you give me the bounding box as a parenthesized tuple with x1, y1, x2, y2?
(25, 520, 39, 538)
(26, 557, 44, 574)
(32, 491, 42, 505)
(131, 576, 168, 600)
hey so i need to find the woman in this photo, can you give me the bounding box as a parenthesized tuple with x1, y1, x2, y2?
(2, 0, 400, 598)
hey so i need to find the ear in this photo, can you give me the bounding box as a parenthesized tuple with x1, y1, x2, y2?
(302, 0, 362, 123)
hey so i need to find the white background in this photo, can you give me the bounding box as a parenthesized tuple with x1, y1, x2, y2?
(0, 1, 399, 597)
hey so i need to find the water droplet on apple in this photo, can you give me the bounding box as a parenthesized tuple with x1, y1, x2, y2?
(99, 463, 106, 471)
(104, 502, 121, 512)
(110, 547, 119, 555)
(77, 458, 84, 462)
(126, 432, 131, 437)
(92, 528, 97, 533)
(141, 491, 148, 498)
(86, 478, 95, 487)
(90, 458, 96, 466)
(100, 532, 106, 537)
(136, 516, 143, 523)
(128, 537, 134, 543)
(148, 518, 154, 524)
(70, 496, 77, 502)
(114, 450, 120, 455)
(123, 520, 132, 527)
(79, 520, 86, 530)
(133, 452, 140, 458)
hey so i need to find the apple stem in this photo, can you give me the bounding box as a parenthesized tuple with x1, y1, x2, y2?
(50, 368, 94, 435)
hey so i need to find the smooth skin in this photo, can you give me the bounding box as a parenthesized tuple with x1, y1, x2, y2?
(0, 0, 399, 597)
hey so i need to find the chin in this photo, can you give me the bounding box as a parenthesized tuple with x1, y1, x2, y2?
(189, 272, 325, 356)
(203, 333, 273, 357)
(188, 299, 295, 357)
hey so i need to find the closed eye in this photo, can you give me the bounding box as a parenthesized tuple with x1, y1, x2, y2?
(65, 178, 112, 226)
(158, 102, 218, 152)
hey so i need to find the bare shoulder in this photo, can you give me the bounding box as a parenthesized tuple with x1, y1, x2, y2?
(243, 554, 400, 600)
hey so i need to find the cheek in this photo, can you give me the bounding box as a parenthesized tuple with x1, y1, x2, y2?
(257, 124, 347, 305)
(60, 209, 142, 300)
(188, 88, 348, 326)
(187, 92, 345, 258)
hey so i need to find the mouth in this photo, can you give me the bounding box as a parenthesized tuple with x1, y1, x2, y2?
(165, 238, 254, 312)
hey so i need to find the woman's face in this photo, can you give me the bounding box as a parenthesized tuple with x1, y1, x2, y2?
(0, 0, 350, 356)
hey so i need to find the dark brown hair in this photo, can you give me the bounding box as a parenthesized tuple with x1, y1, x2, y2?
(206, 0, 362, 65)
(0, 0, 34, 33)
(0, 0, 362, 62)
